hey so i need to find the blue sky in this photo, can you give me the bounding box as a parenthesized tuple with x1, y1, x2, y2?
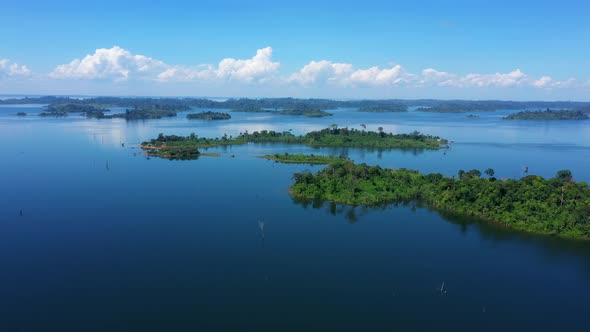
(1, 0, 589, 100)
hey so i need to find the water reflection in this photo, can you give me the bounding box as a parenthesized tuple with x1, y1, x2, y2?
(292, 197, 590, 275)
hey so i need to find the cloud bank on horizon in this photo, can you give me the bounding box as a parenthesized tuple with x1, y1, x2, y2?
(1, 46, 588, 98)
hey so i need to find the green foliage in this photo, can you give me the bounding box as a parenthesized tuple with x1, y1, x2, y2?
(357, 104, 407, 112)
(108, 108, 178, 120)
(141, 127, 448, 159)
(5, 96, 590, 114)
(187, 111, 231, 120)
(232, 108, 333, 117)
(291, 160, 590, 239)
(46, 103, 109, 113)
(260, 153, 348, 165)
(38, 111, 67, 117)
(504, 109, 589, 120)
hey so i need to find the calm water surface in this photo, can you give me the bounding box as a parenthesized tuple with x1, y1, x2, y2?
(0, 105, 589, 331)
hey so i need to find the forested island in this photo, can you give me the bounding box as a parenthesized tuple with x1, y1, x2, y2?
(357, 104, 407, 112)
(232, 108, 332, 117)
(6, 96, 590, 115)
(45, 103, 109, 113)
(416, 103, 499, 113)
(39, 111, 67, 117)
(504, 109, 589, 120)
(187, 111, 231, 120)
(260, 153, 348, 165)
(291, 159, 590, 239)
(141, 127, 448, 159)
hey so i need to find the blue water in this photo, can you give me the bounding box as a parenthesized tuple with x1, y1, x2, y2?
(0, 105, 589, 331)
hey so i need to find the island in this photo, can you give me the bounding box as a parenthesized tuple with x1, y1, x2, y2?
(260, 153, 348, 165)
(141, 127, 448, 159)
(5, 96, 590, 116)
(16, 112, 27, 116)
(232, 108, 333, 117)
(356, 104, 407, 112)
(39, 111, 67, 117)
(416, 103, 499, 113)
(187, 111, 231, 120)
(44, 103, 110, 113)
(503, 109, 589, 120)
(465, 114, 480, 118)
(290, 159, 590, 239)
(85, 108, 179, 120)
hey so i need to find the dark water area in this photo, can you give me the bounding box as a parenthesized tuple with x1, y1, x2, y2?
(0, 105, 589, 331)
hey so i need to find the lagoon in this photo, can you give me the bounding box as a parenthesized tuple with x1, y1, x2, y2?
(0, 104, 589, 331)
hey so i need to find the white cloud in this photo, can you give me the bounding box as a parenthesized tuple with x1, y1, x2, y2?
(0, 58, 31, 77)
(215, 47, 280, 82)
(421, 68, 454, 83)
(289, 61, 412, 86)
(346, 65, 408, 86)
(50, 46, 167, 81)
(437, 69, 527, 88)
(38, 46, 583, 93)
(532, 76, 553, 88)
(288, 60, 353, 85)
(51, 46, 280, 84)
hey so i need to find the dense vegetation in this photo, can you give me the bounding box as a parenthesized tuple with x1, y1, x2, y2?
(504, 109, 589, 120)
(232, 108, 332, 117)
(416, 103, 499, 113)
(574, 105, 590, 113)
(45, 103, 109, 113)
(291, 160, 590, 239)
(38, 111, 67, 117)
(187, 111, 231, 120)
(276, 109, 332, 117)
(84, 108, 178, 120)
(260, 153, 348, 165)
(357, 104, 407, 112)
(6, 96, 590, 114)
(141, 127, 448, 159)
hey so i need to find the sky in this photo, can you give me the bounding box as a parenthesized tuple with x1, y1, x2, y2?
(1, 0, 589, 100)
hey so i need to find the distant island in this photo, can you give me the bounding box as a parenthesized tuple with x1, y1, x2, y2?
(356, 104, 407, 112)
(16, 112, 27, 116)
(141, 127, 448, 159)
(416, 103, 499, 113)
(290, 159, 590, 239)
(504, 109, 589, 120)
(260, 153, 348, 165)
(45, 103, 110, 113)
(465, 114, 480, 118)
(232, 108, 333, 117)
(187, 111, 231, 120)
(5, 96, 590, 115)
(39, 111, 67, 117)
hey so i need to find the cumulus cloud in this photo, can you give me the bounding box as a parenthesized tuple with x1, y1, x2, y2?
(427, 69, 528, 88)
(216, 47, 280, 82)
(346, 65, 410, 86)
(51, 46, 280, 84)
(532, 76, 553, 88)
(0, 58, 31, 77)
(289, 61, 412, 86)
(288, 60, 353, 85)
(417, 68, 575, 89)
(44, 46, 579, 91)
(50, 46, 167, 81)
